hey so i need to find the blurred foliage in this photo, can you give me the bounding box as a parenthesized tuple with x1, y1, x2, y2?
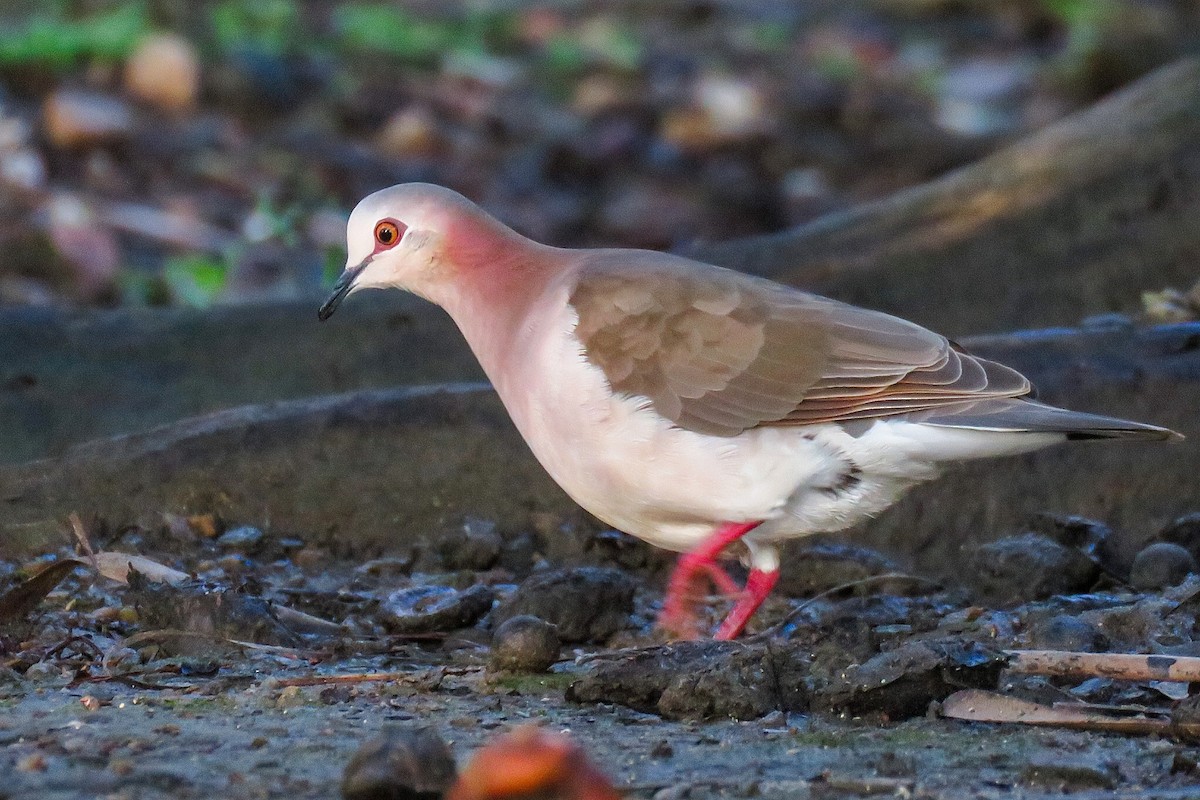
(1040, 0, 1117, 56)
(322, 247, 346, 287)
(543, 19, 642, 75)
(0, 2, 147, 69)
(161, 253, 229, 308)
(332, 5, 476, 63)
(210, 0, 299, 55)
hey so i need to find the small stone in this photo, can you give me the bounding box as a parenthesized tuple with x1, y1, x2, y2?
(376, 106, 442, 159)
(1129, 542, 1196, 590)
(490, 615, 560, 673)
(356, 556, 415, 580)
(1021, 757, 1116, 791)
(1029, 615, 1108, 653)
(1, 148, 45, 192)
(294, 546, 331, 573)
(572, 73, 629, 116)
(108, 757, 134, 776)
(217, 525, 265, 553)
(217, 553, 252, 574)
(187, 514, 221, 539)
(437, 518, 503, 571)
(44, 193, 120, 298)
(43, 89, 134, 149)
(649, 740, 674, 758)
(382, 584, 495, 634)
(1028, 513, 1111, 553)
(492, 567, 635, 643)
(16, 753, 47, 772)
(275, 685, 309, 709)
(342, 727, 456, 800)
(124, 33, 201, 112)
(1160, 513, 1200, 562)
(777, 541, 898, 596)
(970, 533, 1100, 605)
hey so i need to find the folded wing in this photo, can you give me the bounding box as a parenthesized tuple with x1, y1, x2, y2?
(569, 251, 1044, 437)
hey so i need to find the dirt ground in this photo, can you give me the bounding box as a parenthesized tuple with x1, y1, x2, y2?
(5, 513, 1200, 799)
(2, 676, 1191, 800)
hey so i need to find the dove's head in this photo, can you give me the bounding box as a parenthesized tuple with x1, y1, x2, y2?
(319, 183, 540, 320)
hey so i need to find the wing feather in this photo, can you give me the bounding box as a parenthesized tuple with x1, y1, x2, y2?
(568, 251, 1032, 437)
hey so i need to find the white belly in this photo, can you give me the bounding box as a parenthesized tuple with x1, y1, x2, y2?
(476, 296, 1061, 554)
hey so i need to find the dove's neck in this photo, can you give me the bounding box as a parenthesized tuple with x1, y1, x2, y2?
(430, 221, 573, 387)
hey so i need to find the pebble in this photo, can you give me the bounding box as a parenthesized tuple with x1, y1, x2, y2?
(342, 727, 456, 800)
(1029, 614, 1108, 653)
(1028, 513, 1111, 554)
(42, 89, 135, 149)
(1021, 757, 1116, 791)
(969, 533, 1100, 604)
(778, 541, 898, 596)
(44, 193, 120, 298)
(1129, 542, 1196, 590)
(124, 33, 201, 113)
(382, 584, 495, 634)
(436, 518, 503, 571)
(660, 72, 767, 153)
(489, 615, 560, 673)
(376, 106, 442, 159)
(1160, 512, 1200, 562)
(217, 525, 265, 553)
(491, 567, 635, 643)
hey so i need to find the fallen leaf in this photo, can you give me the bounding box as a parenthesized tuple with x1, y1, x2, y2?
(942, 689, 1200, 737)
(92, 552, 190, 586)
(0, 559, 85, 621)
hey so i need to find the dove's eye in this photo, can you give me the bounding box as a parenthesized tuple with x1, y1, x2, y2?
(374, 220, 404, 247)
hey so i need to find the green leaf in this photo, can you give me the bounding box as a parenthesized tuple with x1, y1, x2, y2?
(211, 0, 299, 55)
(163, 254, 229, 308)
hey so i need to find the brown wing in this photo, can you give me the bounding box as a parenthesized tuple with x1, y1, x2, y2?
(568, 251, 1031, 437)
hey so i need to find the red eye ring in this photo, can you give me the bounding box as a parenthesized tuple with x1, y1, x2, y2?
(374, 220, 402, 247)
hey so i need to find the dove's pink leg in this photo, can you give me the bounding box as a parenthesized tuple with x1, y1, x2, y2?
(714, 567, 779, 640)
(658, 521, 764, 639)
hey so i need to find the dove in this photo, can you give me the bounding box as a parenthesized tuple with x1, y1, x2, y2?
(319, 183, 1179, 639)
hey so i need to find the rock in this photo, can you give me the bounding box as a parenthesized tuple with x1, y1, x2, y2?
(129, 577, 301, 653)
(342, 726, 456, 800)
(436, 518, 502, 571)
(660, 73, 769, 153)
(1028, 513, 1112, 557)
(355, 556, 415, 580)
(566, 640, 810, 721)
(936, 56, 1031, 137)
(124, 33, 201, 113)
(491, 567, 635, 643)
(44, 193, 120, 299)
(777, 541, 899, 596)
(1021, 757, 1117, 792)
(1160, 512, 1200, 562)
(815, 639, 1005, 720)
(1129, 542, 1196, 590)
(969, 533, 1100, 605)
(1029, 615, 1108, 653)
(382, 585, 495, 635)
(216, 525, 265, 553)
(42, 90, 135, 149)
(489, 615, 559, 673)
(377, 106, 442, 159)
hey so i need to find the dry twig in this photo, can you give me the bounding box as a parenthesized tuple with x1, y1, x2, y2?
(1004, 649, 1200, 684)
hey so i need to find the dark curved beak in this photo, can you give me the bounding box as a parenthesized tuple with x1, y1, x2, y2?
(318, 260, 368, 321)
